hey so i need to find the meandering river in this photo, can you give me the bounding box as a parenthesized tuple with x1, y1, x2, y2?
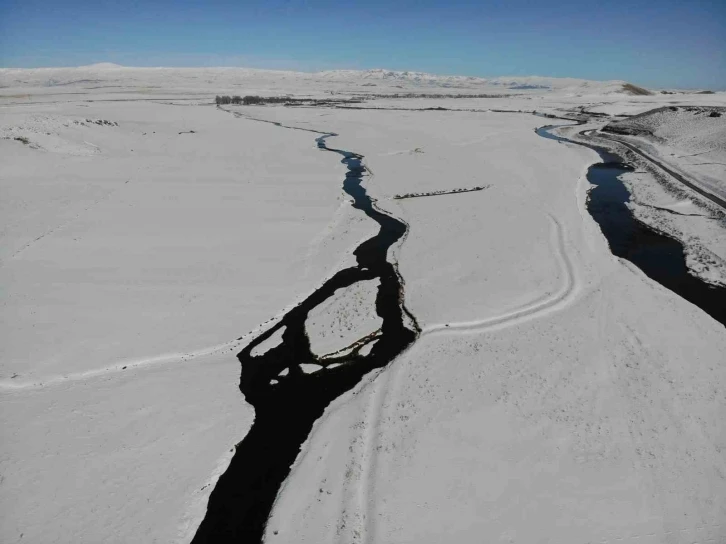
(191, 129, 419, 543)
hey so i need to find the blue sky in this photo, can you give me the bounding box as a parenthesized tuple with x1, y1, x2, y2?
(1, 0, 725, 89)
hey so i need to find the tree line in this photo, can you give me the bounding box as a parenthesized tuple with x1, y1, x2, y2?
(215, 95, 264, 105)
(215, 95, 308, 105)
(394, 185, 491, 200)
(215, 95, 364, 106)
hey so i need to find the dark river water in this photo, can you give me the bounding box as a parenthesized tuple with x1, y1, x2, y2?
(191, 127, 418, 543)
(537, 125, 726, 326)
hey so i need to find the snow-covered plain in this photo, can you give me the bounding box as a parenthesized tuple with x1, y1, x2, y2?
(1, 66, 725, 544)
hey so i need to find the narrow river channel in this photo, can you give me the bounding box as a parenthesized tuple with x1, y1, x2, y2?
(191, 129, 419, 543)
(537, 125, 726, 326)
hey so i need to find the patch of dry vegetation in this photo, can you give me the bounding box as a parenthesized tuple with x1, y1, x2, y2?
(621, 83, 652, 96)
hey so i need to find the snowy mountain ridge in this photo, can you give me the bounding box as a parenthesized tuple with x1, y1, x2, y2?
(316, 68, 628, 89)
(0, 64, 644, 95)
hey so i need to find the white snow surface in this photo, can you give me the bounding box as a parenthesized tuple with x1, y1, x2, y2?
(250, 326, 286, 357)
(1, 351, 252, 544)
(1, 68, 725, 544)
(305, 278, 382, 357)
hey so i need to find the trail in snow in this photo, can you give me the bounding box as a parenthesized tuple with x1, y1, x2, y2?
(0, 337, 250, 390)
(422, 214, 579, 336)
(345, 212, 581, 544)
(2, 179, 133, 265)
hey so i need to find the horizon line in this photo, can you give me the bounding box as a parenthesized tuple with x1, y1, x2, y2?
(0, 63, 633, 84)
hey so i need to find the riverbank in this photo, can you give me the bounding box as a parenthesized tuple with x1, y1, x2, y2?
(551, 119, 726, 288)
(553, 126, 726, 326)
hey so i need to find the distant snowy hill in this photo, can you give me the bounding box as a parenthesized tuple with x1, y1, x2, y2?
(76, 62, 126, 70)
(317, 69, 652, 94)
(0, 64, 649, 96)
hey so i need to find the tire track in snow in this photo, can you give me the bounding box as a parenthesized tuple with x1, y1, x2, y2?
(333, 371, 385, 544)
(2, 178, 134, 265)
(332, 367, 391, 544)
(358, 368, 390, 544)
(421, 213, 579, 337)
(0, 337, 250, 390)
(0, 309, 294, 391)
(346, 213, 580, 544)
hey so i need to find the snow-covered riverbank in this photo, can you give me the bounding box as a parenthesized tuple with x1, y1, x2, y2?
(553, 114, 726, 288)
